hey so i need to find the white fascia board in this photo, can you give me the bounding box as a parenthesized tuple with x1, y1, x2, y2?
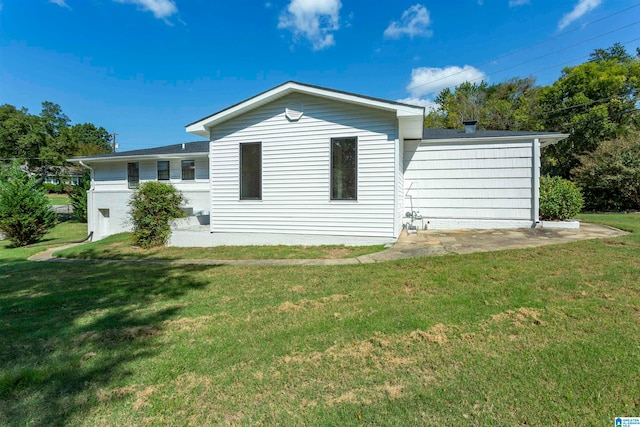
(186, 81, 425, 137)
(539, 134, 570, 147)
(419, 134, 570, 145)
(398, 116, 424, 140)
(68, 153, 209, 163)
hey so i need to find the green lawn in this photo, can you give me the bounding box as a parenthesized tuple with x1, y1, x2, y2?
(55, 232, 385, 260)
(1, 214, 639, 425)
(46, 193, 71, 205)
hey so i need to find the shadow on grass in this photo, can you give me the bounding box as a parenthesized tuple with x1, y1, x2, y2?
(0, 257, 216, 425)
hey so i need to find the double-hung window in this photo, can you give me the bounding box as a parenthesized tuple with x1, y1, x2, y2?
(157, 161, 170, 181)
(240, 142, 262, 200)
(127, 162, 139, 189)
(330, 137, 357, 200)
(181, 160, 195, 181)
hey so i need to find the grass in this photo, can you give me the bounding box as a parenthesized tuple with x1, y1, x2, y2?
(55, 232, 386, 260)
(1, 213, 639, 425)
(46, 193, 71, 205)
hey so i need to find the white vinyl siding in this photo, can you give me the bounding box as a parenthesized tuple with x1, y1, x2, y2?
(404, 140, 535, 226)
(88, 157, 210, 240)
(210, 93, 398, 238)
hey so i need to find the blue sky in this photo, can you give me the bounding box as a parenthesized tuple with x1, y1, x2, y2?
(1, 0, 638, 151)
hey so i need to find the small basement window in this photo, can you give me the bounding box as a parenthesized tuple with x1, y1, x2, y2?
(181, 160, 195, 181)
(157, 161, 170, 181)
(127, 162, 139, 189)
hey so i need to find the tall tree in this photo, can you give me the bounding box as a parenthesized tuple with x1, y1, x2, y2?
(540, 43, 640, 177)
(424, 77, 543, 131)
(0, 101, 112, 168)
(0, 104, 39, 161)
(69, 123, 113, 156)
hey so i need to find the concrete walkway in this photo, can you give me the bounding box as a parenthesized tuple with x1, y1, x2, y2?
(28, 222, 626, 266)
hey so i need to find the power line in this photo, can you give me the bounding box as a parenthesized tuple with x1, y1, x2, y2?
(395, 2, 640, 97)
(477, 20, 640, 80)
(477, 36, 640, 85)
(425, 37, 640, 120)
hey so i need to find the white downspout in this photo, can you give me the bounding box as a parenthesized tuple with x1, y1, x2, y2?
(532, 138, 541, 226)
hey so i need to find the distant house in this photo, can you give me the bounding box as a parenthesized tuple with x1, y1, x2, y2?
(70, 81, 568, 246)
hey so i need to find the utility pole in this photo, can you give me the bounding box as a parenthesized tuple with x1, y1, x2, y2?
(112, 132, 118, 152)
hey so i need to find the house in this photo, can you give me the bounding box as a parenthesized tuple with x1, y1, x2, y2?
(70, 81, 568, 246)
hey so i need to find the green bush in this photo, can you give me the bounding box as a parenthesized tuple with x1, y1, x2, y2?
(540, 176, 584, 220)
(42, 183, 58, 193)
(573, 134, 640, 211)
(128, 181, 186, 248)
(0, 162, 57, 246)
(69, 171, 90, 222)
(42, 182, 66, 193)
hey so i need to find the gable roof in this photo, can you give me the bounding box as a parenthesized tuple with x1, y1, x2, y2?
(186, 81, 426, 139)
(69, 140, 209, 163)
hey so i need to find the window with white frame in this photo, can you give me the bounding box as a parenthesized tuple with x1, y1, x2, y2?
(181, 160, 195, 181)
(127, 162, 139, 189)
(157, 161, 170, 181)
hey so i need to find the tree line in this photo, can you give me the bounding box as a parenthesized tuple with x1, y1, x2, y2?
(0, 101, 113, 170)
(424, 43, 640, 180)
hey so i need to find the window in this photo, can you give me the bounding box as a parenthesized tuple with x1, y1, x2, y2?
(181, 160, 195, 181)
(127, 162, 139, 189)
(157, 161, 170, 181)
(240, 142, 262, 200)
(331, 137, 357, 200)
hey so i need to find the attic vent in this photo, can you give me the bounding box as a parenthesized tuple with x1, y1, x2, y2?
(463, 120, 478, 134)
(285, 103, 304, 121)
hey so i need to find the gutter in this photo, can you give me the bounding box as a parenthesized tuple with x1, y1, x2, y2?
(418, 134, 570, 145)
(70, 152, 209, 163)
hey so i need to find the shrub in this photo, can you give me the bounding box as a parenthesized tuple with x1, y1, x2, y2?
(42, 183, 58, 193)
(0, 162, 57, 246)
(573, 134, 640, 211)
(539, 176, 584, 220)
(128, 181, 186, 248)
(69, 171, 90, 222)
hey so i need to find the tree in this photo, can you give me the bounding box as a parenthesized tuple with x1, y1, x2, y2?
(0, 162, 57, 246)
(69, 171, 91, 222)
(69, 123, 113, 156)
(0, 104, 39, 162)
(573, 133, 640, 211)
(540, 44, 640, 177)
(128, 182, 186, 248)
(424, 77, 544, 131)
(0, 102, 112, 169)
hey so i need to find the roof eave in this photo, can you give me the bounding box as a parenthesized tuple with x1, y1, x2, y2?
(186, 81, 425, 137)
(68, 152, 209, 163)
(420, 133, 570, 144)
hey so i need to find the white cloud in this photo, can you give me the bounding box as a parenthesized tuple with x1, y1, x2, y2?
(278, 0, 342, 50)
(114, 0, 178, 20)
(558, 0, 601, 30)
(384, 4, 432, 39)
(50, 0, 70, 8)
(509, 0, 530, 6)
(397, 97, 438, 112)
(407, 65, 486, 98)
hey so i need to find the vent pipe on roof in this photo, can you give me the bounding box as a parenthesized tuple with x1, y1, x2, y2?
(463, 120, 478, 134)
(182, 143, 185, 150)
